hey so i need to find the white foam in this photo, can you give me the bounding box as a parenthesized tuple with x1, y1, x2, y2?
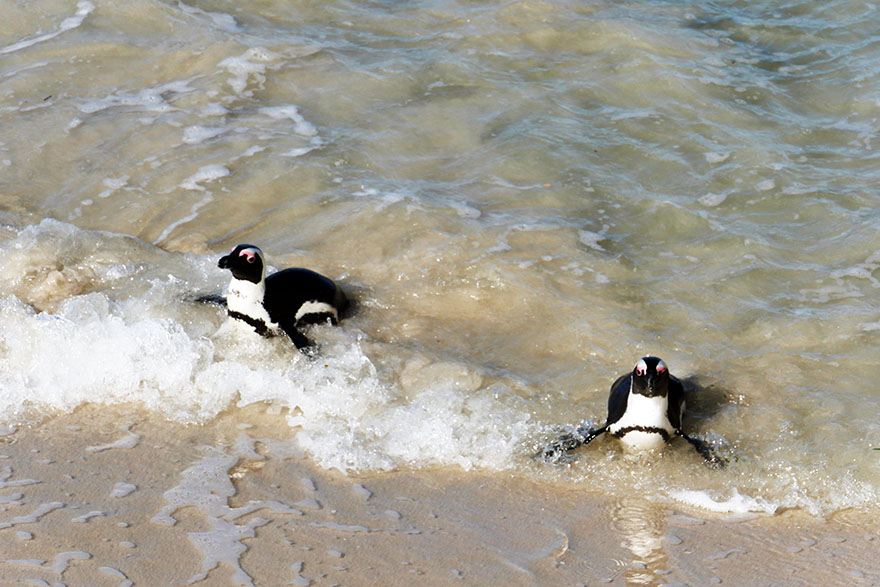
(756, 179, 776, 191)
(668, 488, 778, 515)
(445, 199, 480, 218)
(290, 561, 311, 586)
(97, 175, 129, 199)
(110, 482, 138, 498)
(99, 566, 131, 586)
(182, 125, 225, 144)
(0, 239, 535, 471)
(578, 230, 605, 251)
(201, 103, 229, 117)
(152, 438, 302, 585)
(151, 165, 229, 244)
(239, 145, 266, 158)
(188, 517, 270, 585)
(0, 493, 23, 505)
(283, 145, 319, 157)
(698, 192, 728, 207)
(704, 152, 730, 163)
(11, 220, 868, 519)
(78, 80, 193, 115)
(218, 48, 279, 97)
(86, 424, 140, 453)
(71, 510, 106, 523)
(294, 498, 321, 510)
(0, 291, 219, 422)
(179, 164, 230, 191)
(0, 552, 92, 585)
(152, 448, 293, 525)
(0, 467, 40, 489)
(0, 1, 94, 55)
(0, 502, 65, 529)
(260, 106, 318, 137)
(174, 1, 239, 32)
(352, 484, 372, 500)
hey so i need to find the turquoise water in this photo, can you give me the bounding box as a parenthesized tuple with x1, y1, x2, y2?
(1, 0, 879, 515)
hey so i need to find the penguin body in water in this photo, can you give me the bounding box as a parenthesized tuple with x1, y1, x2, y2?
(543, 357, 724, 466)
(217, 244, 348, 350)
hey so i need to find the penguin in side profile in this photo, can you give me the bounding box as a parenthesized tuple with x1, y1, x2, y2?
(217, 244, 348, 350)
(542, 357, 724, 466)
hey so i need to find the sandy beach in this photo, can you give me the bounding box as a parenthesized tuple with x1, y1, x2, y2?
(3, 1, 880, 584)
(1, 405, 877, 586)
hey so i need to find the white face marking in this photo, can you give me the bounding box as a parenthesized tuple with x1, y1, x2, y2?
(635, 359, 648, 377)
(655, 359, 667, 374)
(295, 301, 338, 322)
(238, 246, 263, 268)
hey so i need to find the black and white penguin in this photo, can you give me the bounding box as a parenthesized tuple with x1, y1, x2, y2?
(217, 244, 348, 350)
(542, 357, 724, 466)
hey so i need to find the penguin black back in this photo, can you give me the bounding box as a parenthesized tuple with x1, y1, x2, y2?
(263, 267, 348, 326)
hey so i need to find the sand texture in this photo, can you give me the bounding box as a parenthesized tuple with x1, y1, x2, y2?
(0, 405, 878, 586)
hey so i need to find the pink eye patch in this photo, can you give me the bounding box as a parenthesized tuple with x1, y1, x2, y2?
(239, 250, 256, 263)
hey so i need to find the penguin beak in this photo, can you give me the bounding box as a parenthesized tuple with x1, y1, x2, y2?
(218, 255, 231, 269)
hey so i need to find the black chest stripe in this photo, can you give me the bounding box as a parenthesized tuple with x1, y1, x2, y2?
(611, 426, 671, 441)
(228, 310, 271, 337)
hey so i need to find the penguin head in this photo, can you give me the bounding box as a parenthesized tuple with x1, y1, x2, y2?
(218, 244, 266, 284)
(631, 356, 670, 398)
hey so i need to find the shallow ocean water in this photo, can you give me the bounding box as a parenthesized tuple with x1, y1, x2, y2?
(0, 0, 879, 516)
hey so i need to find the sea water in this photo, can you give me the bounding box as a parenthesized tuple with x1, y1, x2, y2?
(1, 0, 879, 517)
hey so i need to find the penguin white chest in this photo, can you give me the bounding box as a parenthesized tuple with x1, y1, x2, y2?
(227, 279, 274, 327)
(609, 394, 676, 452)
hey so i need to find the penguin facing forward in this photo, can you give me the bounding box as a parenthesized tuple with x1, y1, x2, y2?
(542, 357, 724, 467)
(218, 244, 348, 350)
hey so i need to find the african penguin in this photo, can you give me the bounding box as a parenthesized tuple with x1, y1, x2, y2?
(542, 357, 724, 466)
(218, 244, 348, 350)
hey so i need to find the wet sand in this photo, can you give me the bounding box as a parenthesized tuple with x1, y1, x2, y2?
(1, 405, 877, 586)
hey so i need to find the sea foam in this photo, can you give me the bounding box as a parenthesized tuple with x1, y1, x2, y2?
(0, 220, 535, 474)
(668, 488, 778, 516)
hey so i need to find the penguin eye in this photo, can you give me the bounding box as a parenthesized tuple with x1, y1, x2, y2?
(656, 366, 667, 374)
(635, 366, 646, 376)
(246, 256, 255, 263)
(240, 251, 256, 263)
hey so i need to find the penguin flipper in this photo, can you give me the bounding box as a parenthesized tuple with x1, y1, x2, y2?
(192, 293, 227, 307)
(541, 424, 607, 462)
(277, 319, 315, 353)
(289, 329, 315, 352)
(666, 375, 686, 430)
(606, 374, 631, 426)
(679, 431, 726, 469)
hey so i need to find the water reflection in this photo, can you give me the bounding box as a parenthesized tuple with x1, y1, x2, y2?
(609, 498, 668, 585)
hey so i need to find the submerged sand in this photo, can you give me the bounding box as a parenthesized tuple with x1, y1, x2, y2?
(0, 405, 877, 586)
